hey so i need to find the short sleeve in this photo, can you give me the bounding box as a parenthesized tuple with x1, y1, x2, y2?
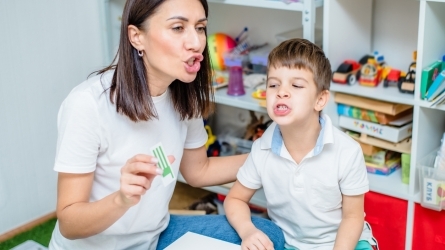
(236, 140, 263, 190)
(183, 118, 207, 149)
(339, 145, 369, 196)
(54, 90, 101, 173)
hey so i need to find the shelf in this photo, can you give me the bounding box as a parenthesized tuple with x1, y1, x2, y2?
(207, 0, 323, 11)
(368, 168, 410, 201)
(418, 99, 445, 111)
(177, 174, 267, 208)
(214, 87, 268, 114)
(330, 82, 415, 106)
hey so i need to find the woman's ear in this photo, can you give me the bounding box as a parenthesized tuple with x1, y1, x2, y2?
(315, 90, 330, 112)
(128, 25, 144, 51)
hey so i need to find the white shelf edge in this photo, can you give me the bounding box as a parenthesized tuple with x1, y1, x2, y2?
(417, 99, 445, 111)
(368, 168, 411, 201)
(214, 87, 268, 114)
(177, 174, 267, 208)
(207, 0, 323, 11)
(330, 83, 415, 106)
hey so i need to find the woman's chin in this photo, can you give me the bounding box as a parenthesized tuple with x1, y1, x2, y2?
(178, 75, 197, 83)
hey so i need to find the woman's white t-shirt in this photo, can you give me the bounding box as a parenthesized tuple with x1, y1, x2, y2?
(49, 71, 208, 250)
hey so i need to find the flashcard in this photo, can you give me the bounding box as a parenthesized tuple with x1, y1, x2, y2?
(151, 142, 175, 187)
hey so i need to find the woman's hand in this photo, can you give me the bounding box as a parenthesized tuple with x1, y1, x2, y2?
(117, 154, 175, 208)
(241, 227, 274, 250)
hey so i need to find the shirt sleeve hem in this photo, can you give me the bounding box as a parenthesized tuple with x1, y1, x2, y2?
(184, 138, 207, 149)
(341, 185, 369, 196)
(237, 175, 262, 190)
(54, 163, 96, 174)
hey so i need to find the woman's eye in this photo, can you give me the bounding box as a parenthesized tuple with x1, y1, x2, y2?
(196, 26, 206, 33)
(172, 26, 184, 32)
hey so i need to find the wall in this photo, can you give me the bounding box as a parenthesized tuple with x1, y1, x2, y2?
(0, 0, 106, 235)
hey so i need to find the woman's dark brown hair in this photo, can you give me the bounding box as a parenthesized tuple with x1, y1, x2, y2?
(96, 0, 214, 122)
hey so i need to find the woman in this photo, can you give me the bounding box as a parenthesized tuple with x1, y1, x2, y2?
(49, 0, 284, 249)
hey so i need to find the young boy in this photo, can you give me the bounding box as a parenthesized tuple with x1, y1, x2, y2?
(224, 38, 378, 250)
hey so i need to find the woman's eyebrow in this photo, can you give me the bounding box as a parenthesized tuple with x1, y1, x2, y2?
(166, 16, 207, 22)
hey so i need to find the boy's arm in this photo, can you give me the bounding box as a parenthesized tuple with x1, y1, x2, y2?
(224, 181, 274, 250)
(334, 194, 365, 250)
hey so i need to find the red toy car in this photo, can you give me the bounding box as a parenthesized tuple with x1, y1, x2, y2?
(332, 60, 361, 85)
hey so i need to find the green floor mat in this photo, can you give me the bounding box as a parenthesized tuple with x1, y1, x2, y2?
(0, 218, 56, 249)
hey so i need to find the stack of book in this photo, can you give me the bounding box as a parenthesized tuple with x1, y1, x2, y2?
(335, 93, 414, 176)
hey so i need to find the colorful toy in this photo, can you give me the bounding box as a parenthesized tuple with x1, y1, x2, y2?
(332, 60, 361, 85)
(359, 59, 382, 87)
(382, 67, 405, 88)
(204, 124, 220, 157)
(208, 33, 236, 71)
(398, 51, 417, 94)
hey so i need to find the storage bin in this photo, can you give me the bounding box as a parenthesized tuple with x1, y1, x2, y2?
(249, 46, 272, 74)
(417, 149, 445, 211)
(364, 191, 407, 250)
(218, 134, 254, 156)
(412, 203, 445, 250)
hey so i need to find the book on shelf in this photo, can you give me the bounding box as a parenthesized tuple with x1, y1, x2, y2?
(337, 103, 413, 125)
(420, 60, 442, 100)
(426, 70, 445, 102)
(334, 93, 412, 116)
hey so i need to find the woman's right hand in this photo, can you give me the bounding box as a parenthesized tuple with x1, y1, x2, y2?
(117, 154, 175, 208)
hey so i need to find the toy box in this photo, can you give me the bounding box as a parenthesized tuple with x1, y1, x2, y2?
(339, 116, 412, 143)
(337, 103, 413, 125)
(334, 93, 413, 116)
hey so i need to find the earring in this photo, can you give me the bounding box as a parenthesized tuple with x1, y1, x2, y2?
(138, 50, 143, 57)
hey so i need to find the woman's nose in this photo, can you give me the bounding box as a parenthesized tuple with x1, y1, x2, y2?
(185, 29, 202, 51)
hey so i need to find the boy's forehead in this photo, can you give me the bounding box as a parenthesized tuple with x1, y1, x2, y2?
(267, 65, 313, 77)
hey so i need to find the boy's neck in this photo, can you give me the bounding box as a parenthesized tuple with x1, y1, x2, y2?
(279, 115, 322, 164)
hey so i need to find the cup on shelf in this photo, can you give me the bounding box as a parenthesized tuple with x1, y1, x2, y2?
(224, 53, 245, 96)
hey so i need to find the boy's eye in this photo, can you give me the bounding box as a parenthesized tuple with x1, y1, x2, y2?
(267, 83, 277, 88)
(292, 84, 303, 88)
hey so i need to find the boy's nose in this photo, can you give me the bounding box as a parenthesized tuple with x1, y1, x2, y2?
(277, 88, 290, 98)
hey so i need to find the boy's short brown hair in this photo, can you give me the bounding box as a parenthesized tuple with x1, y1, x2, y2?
(267, 38, 331, 93)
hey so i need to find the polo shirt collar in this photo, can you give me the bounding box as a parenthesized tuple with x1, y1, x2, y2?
(260, 114, 334, 157)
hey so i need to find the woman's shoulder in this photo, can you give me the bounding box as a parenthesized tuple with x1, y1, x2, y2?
(66, 70, 114, 102)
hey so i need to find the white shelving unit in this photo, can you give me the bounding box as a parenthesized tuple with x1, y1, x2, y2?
(324, 0, 445, 249)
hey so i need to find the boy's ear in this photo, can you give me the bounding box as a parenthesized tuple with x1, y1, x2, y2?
(128, 25, 145, 51)
(315, 90, 330, 112)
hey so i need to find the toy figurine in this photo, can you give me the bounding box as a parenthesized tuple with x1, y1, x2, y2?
(359, 59, 382, 87)
(398, 51, 417, 94)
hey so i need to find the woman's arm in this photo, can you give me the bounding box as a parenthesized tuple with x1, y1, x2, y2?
(56, 154, 166, 239)
(179, 146, 247, 187)
(224, 181, 274, 250)
(334, 194, 365, 250)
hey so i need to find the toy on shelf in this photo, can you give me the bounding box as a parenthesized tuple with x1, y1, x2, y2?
(359, 58, 383, 87)
(244, 111, 272, 141)
(398, 51, 417, 94)
(208, 33, 236, 71)
(212, 70, 229, 89)
(332, 60, 361, 85)
(204, 124, 221, 157)
(382, 67, 405, 88)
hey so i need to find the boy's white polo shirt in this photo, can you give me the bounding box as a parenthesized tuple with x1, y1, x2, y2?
(237, 114, 373, 250)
